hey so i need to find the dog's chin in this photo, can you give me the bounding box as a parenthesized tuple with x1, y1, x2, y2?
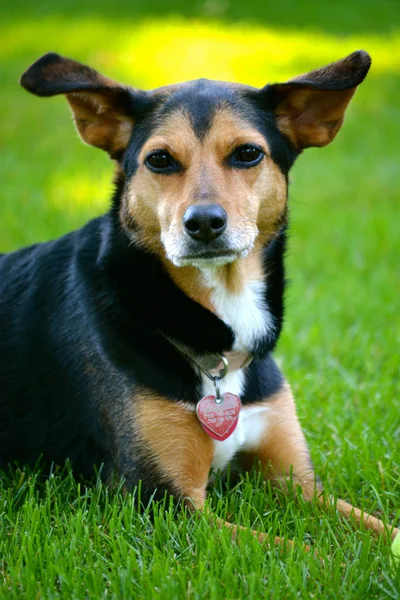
(168, 247, 251, 269)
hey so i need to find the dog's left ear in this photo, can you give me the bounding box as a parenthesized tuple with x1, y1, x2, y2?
(265, 50, 371, 149)
(20, 53, 143, 157)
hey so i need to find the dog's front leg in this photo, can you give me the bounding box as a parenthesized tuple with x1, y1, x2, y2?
(133, 395, 214, 508)
(239, 383, 399, 541)
(133, 393, 301, 551)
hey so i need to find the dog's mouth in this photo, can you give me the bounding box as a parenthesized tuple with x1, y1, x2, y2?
(162, 230, 256, 268)
(183, 249, 236, 260)
(177, 252, 236, 268)
(170, 247, 250, 268)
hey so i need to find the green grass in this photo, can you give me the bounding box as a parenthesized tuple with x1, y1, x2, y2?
(1, 469, 397, 600)
(1, 1, 400, 597)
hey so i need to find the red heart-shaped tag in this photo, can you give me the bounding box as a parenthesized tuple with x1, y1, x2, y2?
(196, 392, 241, 441)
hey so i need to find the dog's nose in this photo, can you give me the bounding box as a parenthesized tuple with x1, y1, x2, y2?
(183, 204, 227, 243)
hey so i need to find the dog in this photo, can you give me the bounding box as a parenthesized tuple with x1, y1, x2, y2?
(1, 50, 398, 551)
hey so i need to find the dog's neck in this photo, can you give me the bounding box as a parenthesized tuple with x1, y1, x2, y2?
(162, 243, 263, 300)
(162, 244, 272, 352)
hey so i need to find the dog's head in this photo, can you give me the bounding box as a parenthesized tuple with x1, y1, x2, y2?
(21, 51, 370, 268)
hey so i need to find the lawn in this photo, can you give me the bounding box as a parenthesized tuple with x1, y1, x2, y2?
(1, 1, 400, 598)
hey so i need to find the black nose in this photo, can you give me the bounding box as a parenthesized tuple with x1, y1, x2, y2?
(183, 204, 227, 243)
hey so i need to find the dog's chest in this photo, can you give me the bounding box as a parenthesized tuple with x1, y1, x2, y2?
(200, 273, 272, 470)
(201, 272, 273, 352)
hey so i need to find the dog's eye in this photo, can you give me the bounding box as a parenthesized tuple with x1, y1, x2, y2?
(230, 145, 264, 168)
(145, 151, 177, 173)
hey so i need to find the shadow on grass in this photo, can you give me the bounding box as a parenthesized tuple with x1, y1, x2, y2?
(2, 0, 399, 35)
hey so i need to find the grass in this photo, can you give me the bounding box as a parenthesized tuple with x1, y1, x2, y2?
(1, 0, 400, 597)
(1, 470, 397, 600)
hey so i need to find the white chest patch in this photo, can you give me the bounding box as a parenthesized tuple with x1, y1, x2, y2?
(200, 269, 274, 352)
(211, 403, 269, 470)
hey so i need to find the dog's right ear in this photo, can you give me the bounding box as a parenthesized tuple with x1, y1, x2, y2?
(20, 53, 142, 158)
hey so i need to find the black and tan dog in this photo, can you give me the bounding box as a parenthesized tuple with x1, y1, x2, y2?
(1, 50, 398, 550)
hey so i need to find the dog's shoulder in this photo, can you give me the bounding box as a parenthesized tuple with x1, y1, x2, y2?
(0, 216, 104, 291)
(0, 215, 110, 368)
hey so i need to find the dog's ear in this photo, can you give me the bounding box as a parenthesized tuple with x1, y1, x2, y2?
(265, 50, 371, 149)
(20, 53, 140, 157)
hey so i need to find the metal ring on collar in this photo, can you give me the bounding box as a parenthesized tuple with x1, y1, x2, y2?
(201, 353, 229, 382)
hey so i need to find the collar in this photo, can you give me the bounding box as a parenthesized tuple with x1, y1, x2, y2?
(166, 336, 253, 378)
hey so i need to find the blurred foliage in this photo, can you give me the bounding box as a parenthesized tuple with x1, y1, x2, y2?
(2, 0, 400, 34)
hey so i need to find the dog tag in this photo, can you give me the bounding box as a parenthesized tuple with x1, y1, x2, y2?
(196, 393, 241, 441)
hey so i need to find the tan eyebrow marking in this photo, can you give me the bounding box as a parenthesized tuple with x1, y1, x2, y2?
(139, 110, 198, 167)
